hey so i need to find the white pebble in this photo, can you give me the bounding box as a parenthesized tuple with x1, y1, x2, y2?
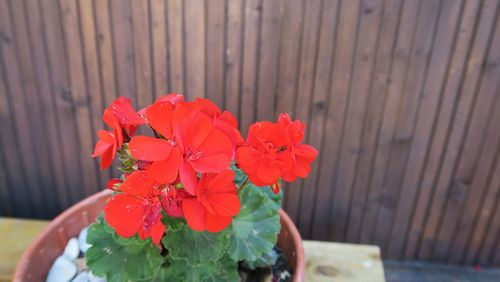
(63, 238, 80, 261)
(46, 256, 77, 282)
(79, 227, 91, 253)
(71, 271, 89, 282)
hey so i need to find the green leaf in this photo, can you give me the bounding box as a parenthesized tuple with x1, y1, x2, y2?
(162, 221, 230, 266)
(155, 256, 239, 282)
(162, 215, 184, 232)
(230, 162, 246, 185)
(227, 183, 281, 262)
(86, 218, 164, 282)
(244, 248, 278, 269)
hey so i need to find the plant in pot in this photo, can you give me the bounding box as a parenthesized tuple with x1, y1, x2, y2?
(46, 94, 317, 282)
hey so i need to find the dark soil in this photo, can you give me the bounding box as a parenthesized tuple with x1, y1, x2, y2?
(239, 247, 293, 282)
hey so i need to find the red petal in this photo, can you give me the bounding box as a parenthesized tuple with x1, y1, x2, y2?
(209, 193, 240, 217)
(120, 171, 154, 197)
(147, 147, 182, 184)
(191, 153, 232, 173)
(182, 198, 206, 231)
(206, 170, 235, 193)
(106, 178, 122, 190)
(100, 146, 115, 170)
(236, 146, 262, 173)
(179, 161, 198, 195)
(129, 136, 172, 161)
(149, 219, 165, 244)
(146, 102, 175, 138)
(156, 93, 184, 104)
(257, 159, 281, 185)
(97, 130, 115, 144)
(109, 97, 145, 125)
(104, 194, 144, 238)
(205, 212, 232, 232)
(91, 140, 112, 158)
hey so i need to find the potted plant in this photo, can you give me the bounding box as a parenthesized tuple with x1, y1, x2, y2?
(14, 94, 317, 282)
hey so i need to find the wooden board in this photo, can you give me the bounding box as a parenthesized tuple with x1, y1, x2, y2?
(303, 240, 385, 282)
(0, 218, 48, 282)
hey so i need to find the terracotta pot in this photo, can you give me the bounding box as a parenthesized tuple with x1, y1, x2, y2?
(13, 190, 305, 281)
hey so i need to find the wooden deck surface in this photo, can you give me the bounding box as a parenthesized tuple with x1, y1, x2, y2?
(0, 217, 386, 282)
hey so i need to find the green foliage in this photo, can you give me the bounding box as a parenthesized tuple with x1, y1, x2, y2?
(86, 165, 284, 281)
(162, 221, 230, 266)
(86, 217, 164, 282)
(244, 248, 279, 269)
(155, 256, 239, 282)
(118, 144, 137, 173)
(226, 182, 281, 263)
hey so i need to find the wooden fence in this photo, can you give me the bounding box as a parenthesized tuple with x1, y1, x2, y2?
(1, 0, 499, 266)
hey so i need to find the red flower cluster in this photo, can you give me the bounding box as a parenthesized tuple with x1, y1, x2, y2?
(236, 113, 318, 193)
(92, 95, 316, 242)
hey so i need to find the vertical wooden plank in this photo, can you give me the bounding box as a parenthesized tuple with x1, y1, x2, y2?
(417, 0, 498, 261)
(477, 147, 500, 266)
(478, 145, 500, 266)
(110, 0, 137, 106)
(464, 104, 500, 265)
(446, 15, 500, 264)
(386, 0, 463, 258)
(24, 0, 72, 214)
(79, 0, 110, 189)
(239, 0, 261, 134)
(184, 0, 206, 99)
(0, 0, 47, 218)
(11, 0, 65, 217)
(304, 0, 358, 239)
(344, 0, 403, 243)
(93, 0, 119, 178)
(0, 142, 13, 216)
(288, 0, 323, 237)
(324, 0, 363, 241)
(41, 0, 84, 209)
(59, 0, 100, 199)
(255, 0, 280, 121)
(275, 0, 304, 116)
(275, 0, 304, 220)
(151, 0, 169, 96)
(94, 0, 117, 106)
(206, 0, 225, 107)
(359, 0, 421, 244)
(131, 0, 154, 107)
(224, 0, 243, 117)
(0, 52, 27, 217)
(330, 0, 384, 242)
(403, 0, 482, 260)
(166, 0, 185, 93)
(308, 0, 341, 241)
(373, 0, 442, 250)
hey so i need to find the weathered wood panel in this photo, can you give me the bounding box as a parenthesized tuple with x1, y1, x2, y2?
(0, 0, 499, 266)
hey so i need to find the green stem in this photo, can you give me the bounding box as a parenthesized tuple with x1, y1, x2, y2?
(238, 176, 250, 191)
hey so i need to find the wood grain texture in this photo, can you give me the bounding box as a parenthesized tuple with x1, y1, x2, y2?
(1, 0, 500, 266)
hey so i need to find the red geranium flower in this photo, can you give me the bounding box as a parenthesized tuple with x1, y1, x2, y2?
(192, 98, 244, 147)
(107, 97, 145, 136)
(182, 170, 240, 232)
(278, 113, 318, 182)
(236, 121, 290, 186)
(129, 101, 234, 195)
(160, 185, 190, 218)
(91, 110, 123, 170)
(104, 171, 165, 244)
